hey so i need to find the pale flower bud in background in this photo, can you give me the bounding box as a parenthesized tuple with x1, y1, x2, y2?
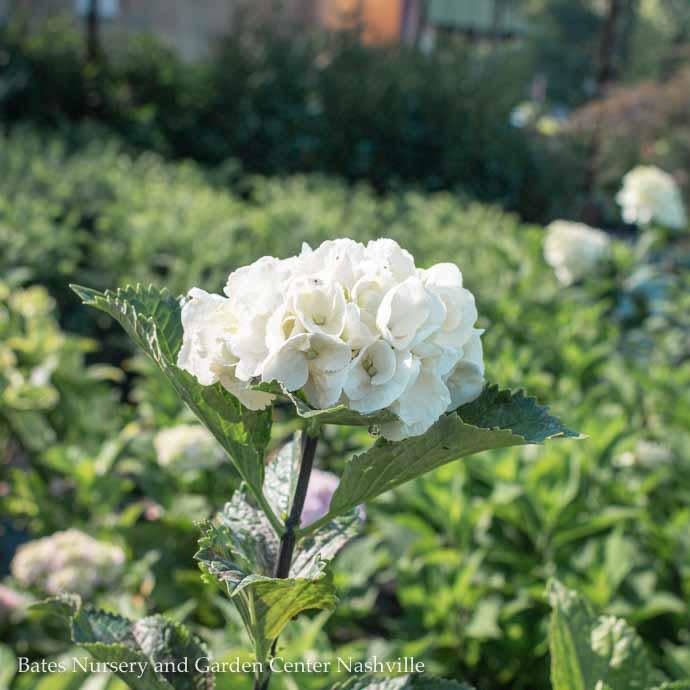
(154, 423, 224, 471)
(10, 529, 125, 597)
(543, 221, 611, 286)
(616, 165, 687, 230)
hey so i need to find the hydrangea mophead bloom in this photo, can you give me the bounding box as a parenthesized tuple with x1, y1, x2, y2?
(11, 529, 125, 597)
(616, 165, 687, 230)
(177, 238, 485, 440)
(543, 221, 611, 286)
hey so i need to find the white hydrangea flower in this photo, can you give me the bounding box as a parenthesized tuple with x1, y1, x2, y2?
(178, 238, 485, 440)
(11, 529, 125, 597)
(543, 221, 611, 286)
(154, 424, 224, 471)
(616, 166, 687, 230)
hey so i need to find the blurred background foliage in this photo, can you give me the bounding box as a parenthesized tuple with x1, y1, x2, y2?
(1, 1, 690, 689)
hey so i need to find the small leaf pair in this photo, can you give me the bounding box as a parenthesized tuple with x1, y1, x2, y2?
(33, 595, 213, 690)
(196, 434, 361, 670)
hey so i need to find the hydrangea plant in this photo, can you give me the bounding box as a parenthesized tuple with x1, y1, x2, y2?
(37, 238, 578, 690)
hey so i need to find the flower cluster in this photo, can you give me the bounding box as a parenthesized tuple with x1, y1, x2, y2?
(178, 238, 484, 440)
(616, 166, 687, 230)
(543, 221, 611, 286)
(10, 529, 125, 597)
(154, 424, 224, 471)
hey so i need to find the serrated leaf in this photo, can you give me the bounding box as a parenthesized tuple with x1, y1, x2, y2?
(319, 385, 577, 524)
(290, 508, 362, 578)
(33, 595, 213, 690)
(548, 580, 664, 690)
(71, 284, 272, 509)
(332, 675, 475, 689)
(456, 385, 579, 443)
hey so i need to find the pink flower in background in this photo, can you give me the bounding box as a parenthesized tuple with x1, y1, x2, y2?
(300, 468, 365, 526)
(301, 469, 341, 527)
(0, 584, 29, 623)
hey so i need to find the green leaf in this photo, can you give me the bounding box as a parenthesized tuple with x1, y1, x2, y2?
(548, 579, 664, 690)
(33, 595, 213, 690)
(0, 645, 16, 690)
(333, 675, 475, 689)
(71, 284, 273, 521)
(315, 385, 577, 527)
(456, 385, 579, 443)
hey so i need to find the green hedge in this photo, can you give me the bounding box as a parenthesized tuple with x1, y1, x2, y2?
(0, 17, 570, 221)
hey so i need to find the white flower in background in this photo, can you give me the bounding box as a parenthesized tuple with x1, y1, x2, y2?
(543, 221, 611, 286)
(615, 440, 672, 469)
(178, 238, 485, 440)
(154, 424, 224, 471)
(616, 166, 687, 230)
(11, 529, 125, 597)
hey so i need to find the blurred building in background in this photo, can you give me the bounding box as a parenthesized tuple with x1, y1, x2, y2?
(4, 0, 526, 58)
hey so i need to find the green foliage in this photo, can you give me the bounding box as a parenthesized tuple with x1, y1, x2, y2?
(0, 281, 121, 453)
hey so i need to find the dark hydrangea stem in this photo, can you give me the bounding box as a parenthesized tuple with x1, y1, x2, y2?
(274, 432, 318, 578)
(255, 431, 319, 690)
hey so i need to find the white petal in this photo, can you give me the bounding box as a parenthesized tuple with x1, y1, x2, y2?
(364, 238, 416, 281)
(289, 277, 347, 337)
(261, 334, 310, 391)
(421, 262, 463, 288)
(303, 368, 348, 408)
(347, 349, 416, 414)
(377, 277, 433, 350)
(446, 330, 485, 411)
(308, 333, 351, 374)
